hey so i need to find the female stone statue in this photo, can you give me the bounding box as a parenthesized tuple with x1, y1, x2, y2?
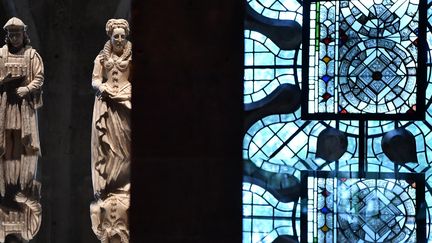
(91, 19, 131, 195)
(90, 19, 131, 243)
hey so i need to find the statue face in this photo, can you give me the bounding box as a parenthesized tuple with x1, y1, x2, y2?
(7, 31, 24, 48)
(111, 28, 127, 53)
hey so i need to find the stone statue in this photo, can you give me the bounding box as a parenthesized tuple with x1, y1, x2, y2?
(0, 184, 41, 243)
(90, 19, 131, 243)
(90, 185, 129, 243)
(0, 17, 43, 243)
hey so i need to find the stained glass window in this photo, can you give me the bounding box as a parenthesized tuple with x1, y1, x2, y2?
(302, 0, 426, 119)
(242, 0, 431, 242)
(247, 0, 303, 23)
(244, 30, 300, 104)
(243, 181, 300, 242)
(301, 171, 425, 242)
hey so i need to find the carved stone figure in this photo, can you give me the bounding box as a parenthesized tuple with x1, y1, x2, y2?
(0, 17, 43, 243)
(90, 185, 129, 243)
(0, 183, 41, 242)
(91, 19, 131, 243)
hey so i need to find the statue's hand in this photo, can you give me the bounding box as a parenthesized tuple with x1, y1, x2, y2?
(100, 84, 115, 98)
(16, 86, 30, 97)
(15, 192, 28, 203)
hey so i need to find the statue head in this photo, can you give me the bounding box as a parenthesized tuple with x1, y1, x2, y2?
(3, 17, 30, 49)
(105, 19, 129, 55)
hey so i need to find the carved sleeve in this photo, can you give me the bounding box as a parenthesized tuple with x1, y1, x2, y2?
(26, 51, 44, 93)
(92, 55, 104, 91)
(23, 198, 42, 240)
(90, 200, 103, 238)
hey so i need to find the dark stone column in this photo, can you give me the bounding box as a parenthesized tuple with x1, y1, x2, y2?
(131, 0, 244, 242)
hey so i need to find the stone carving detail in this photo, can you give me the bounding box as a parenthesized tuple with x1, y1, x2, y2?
(0, 17, 44, 243)
(90, 19, 131, 243)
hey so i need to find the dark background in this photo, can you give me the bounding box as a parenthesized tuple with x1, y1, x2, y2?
(131, 0, 243, 242)
(0, 0, 243, 242)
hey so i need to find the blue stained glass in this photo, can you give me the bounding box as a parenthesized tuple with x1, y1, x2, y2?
(253, 205, 273, 216)
(243, 218, 252, 231)
(245, 53, 254, 66)
(248, 0, 265, 14)
(417, 135, 426, 151)
(275, 147, 294, 159)
(424, 148, 432, 164)
(250, 31, 266, 43)
(407, 123, 422, 136)
(368, 126, 382, 135)
(248, 142, 259, 157)
(254, 53, 275, 65)
(368, 164, 380, 172)
(243, 183, 295, 242)
(243, 191, 253, 204)
(277, 74, 295, 84)
(244, 82, 254, 95)
(264, 83, 280, 96)
(262, 8, 280, 19)
(288, 131, 308, 150)
(269, 123, 284, 133)
(242, 233, 251, 243)
(266, 136, 283, 149)
(276, 68, 293, 76)
(253, 81, 270, 92)
(243, 183, 252, 191)
(245, 39, 254, 52)
(278, 50, 295, 59)
(322, 75, 331, 83)
(427, 191, 432, 203)
(280, 114, 295, 123)
(271, 1, 286, 11)
(261, 161, 280, 172)
(252, 127, 274, 147)
(276, 202, 294, 211)
(244, 205, 252, 216)
(254, 42, 269, 52)
(427, 84, 432, 103)
(262, 231, 279, 243)
(382, 122, 395, 133)
(275, 225, 293, 235)
(244, 69, 253, 81)
(306, 0, 421, 115)
(253, 91, 267, 102)
(248, 0, 302, 23)
(275, 57, 292, 65)
(264, 40, 280, 54)
(243, 149, 249, 159)
(243, 0, 432, 241)
(252, 218, 274, 232)
(262, 115, 281, 125)
(244, 30, 300, 104)
(296, 146, 308, 160)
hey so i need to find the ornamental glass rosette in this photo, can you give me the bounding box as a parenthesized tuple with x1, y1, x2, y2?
(302, 0, 427, 120)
